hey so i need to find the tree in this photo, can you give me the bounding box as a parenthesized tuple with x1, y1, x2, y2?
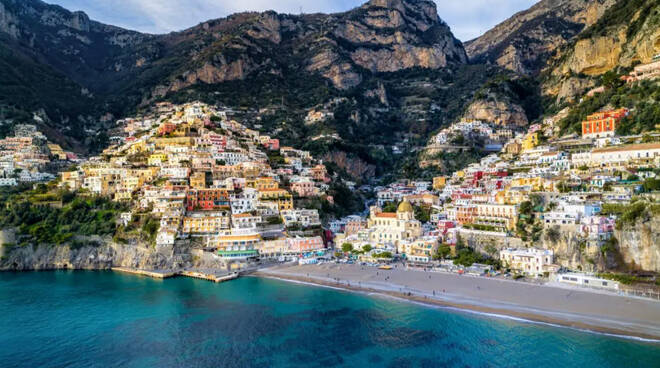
(374, 251, 392, 258)
(519, 201, 533, 216)
(414, 205, 431, 222)
(545, 225, 561, 243)
(382, 201, 398, 213)
(529, 194, 543, 209)
(362, 244, 372, 252)
(454, 248, 480, 267)
(433, 244, 452, 260)
(484, 243, 498, 258)
(601, 70, 623, 89)
(642, 177, 660, 192)
(341, 243, 354, 253)
(455, 234, 465, 250)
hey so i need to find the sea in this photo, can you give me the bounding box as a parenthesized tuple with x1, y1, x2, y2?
(0, 271, 659, 368)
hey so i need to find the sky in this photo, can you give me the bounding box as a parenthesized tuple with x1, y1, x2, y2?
(48, 0, 539, 41)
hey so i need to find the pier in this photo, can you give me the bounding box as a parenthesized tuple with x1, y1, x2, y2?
(111, 267, 239, 283)
(179, 270, 239, 283)
(111, 267, 177, 279)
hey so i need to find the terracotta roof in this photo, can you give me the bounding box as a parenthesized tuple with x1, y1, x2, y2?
(375, 213, 397, 218)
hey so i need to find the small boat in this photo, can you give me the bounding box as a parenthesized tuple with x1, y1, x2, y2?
(378, 265, 393, 270)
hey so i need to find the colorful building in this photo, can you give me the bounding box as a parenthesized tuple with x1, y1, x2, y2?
(581, 108, 628, 139)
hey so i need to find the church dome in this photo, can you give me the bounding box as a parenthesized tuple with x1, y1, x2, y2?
(397, 200, 413, 213)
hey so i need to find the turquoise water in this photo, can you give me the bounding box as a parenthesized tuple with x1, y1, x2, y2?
(0, 272, 659, 368)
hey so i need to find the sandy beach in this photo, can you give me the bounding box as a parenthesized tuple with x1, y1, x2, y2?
(256, 263, 660, 341)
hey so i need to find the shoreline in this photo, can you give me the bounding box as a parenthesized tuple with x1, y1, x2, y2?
(254, 264, 660, 342)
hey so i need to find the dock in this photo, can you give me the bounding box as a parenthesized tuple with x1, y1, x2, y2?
(111, 267, 177, 279)
(179, 270, 239, 283)
(112, 267, 239, 283)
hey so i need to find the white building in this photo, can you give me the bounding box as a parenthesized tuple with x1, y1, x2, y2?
(591, 143, 660, 165)
(500, 248, 555, 276)
(280, 209, 321, 228)
(0, 178, 17, 186)
(553, 272, 620, 291)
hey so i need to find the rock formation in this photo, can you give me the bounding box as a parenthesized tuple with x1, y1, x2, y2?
(465, 0, 616, 75)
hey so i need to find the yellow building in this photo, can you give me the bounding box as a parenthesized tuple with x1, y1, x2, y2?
(183, 212, 230, 234)
(399, 238, 439, 263)
(128, 168, 159, 183)
(473, 203, 519, 230)
(367, 200, 422, 248)
(495, 188, 529, 205)
(153, 137, 194, 149)
(190, 171, 206, 189)
(121, 176, 142, 191)
(114, 189, 133, 202)
(60, 171, 83, 190)
(252, 177, 279, 190)
(509, 176, 554, 192)
(522, 132, 539, 152)
(127, 141, 146, 155)
(258, 188, 294, 211)
(432, 176, 447, 190)
(148, 152, 168, 165)
(47, 144, 67, 160)
(213, 234, 261, 259)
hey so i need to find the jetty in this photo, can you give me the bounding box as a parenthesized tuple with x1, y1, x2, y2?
(179, 270, 239, 283)
(111, 267, 177, 279)
(111, 267, 239, 283)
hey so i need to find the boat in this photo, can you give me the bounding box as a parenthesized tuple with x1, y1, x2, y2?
(378, 265, 393, 270)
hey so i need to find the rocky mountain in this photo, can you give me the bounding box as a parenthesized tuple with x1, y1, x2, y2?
(0, 0, 466, 103)
(465, 0, 616, 75)
(0, 0, 478, 167)
(544, 0, 660, 101)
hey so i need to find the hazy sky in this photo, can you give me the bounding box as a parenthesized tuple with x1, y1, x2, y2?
(48, 0, 538, 41)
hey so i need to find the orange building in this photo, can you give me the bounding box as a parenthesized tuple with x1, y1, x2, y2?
(581, 108, 628, 138)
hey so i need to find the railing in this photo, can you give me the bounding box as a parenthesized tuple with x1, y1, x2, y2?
(619, 288, 660, 301)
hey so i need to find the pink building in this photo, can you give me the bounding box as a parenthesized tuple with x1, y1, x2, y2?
(288, 237, 324, 253)
(264, 139, 279, 151)
(292, 180, 317, 197)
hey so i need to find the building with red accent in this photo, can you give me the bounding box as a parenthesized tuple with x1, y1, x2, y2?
(158, 122, 177, 136)
(263, 138, 279, 151)
(186, 188, 230, 211)
(581, 108, 628, 139)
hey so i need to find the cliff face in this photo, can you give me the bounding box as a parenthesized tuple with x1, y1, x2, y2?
(544, 0, 660, 101)
(0, 0, 469, 157)
(463, 99, 528, 127)
(615, 217, 660, 272)
(0, 239, 226, 271)
(0, 0, 466, 96)
(541, 226, 605, 272)
(465, 0, 615, 75)
(0, 0, 152, 89)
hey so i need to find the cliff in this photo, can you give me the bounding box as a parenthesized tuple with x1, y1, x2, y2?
(462, 99, 528, 127)
(544, 0, 660, 101)
(465, 0, 615, 75)
(0, 237, 226, 271)
(0, 0, 471, 165)
(615, 216, 660, 272)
